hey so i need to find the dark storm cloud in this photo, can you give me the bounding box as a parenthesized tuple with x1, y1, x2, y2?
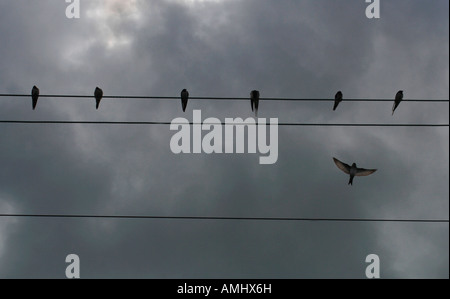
(134, 0, 377, 98)
(0, 0, 448, 278)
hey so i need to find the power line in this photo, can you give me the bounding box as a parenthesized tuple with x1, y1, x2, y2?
(0, 120, 448, 127)
(0, 213, 448, 223)
(0, 93, 448, 102)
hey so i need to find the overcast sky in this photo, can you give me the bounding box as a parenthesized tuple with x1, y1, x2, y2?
(0, 0, 448, 279)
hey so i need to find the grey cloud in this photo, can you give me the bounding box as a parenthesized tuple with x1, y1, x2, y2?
(0, 0, 448, 278)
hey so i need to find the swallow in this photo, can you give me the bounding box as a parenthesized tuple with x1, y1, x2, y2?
(392, 90, 403, 115)
(94, 87, 103, 110)
(333, 157, 377, 185)
(250, 90, 260, 117)
(31, 85, 39, 110)
(181, 89, 189, 112)
(333, 91, 343, 111)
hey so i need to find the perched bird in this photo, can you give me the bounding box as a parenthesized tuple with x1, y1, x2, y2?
(392, 90, 403, 115)
(31, 85, 39, 110)
(250, 90, 260, 116)
(333, 91, 343, 111)
(333, 157, 377, 186)
(94, 87, 103, 110)
(181, 89, 189, 112)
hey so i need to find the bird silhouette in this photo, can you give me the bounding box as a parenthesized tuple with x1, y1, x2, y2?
(392, 90, 403, 115)
(250, 90, 260, 117)
(95, 87, 103, 110)
(31, 85, 39, 110)
(181, 89, 189, 112)
(333, 157, 377, 185)
(333, 91, 343, 111)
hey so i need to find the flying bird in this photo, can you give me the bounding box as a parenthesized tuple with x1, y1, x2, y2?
(333, 157, 377, 185)
(31, 85, 39, 110)
(94, 87, 103, 110)
(181, 89, 189, 112)
(250, 90, 260, 116)
(392, 90, 403, 115)
(333, 91, 343, 111)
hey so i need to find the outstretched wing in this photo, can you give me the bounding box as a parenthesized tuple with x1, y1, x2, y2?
(333, 157, 351, 174)
(355, 168, 377, 176)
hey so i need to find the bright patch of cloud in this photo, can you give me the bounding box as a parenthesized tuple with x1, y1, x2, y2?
(86, 0, 142, 49)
